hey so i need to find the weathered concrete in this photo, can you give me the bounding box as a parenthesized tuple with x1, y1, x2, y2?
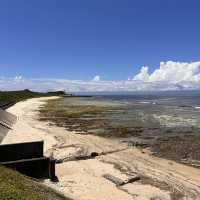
(0, 108, 17, 129)
(0, 108, 17, 142)
(0, 124, 9, 142)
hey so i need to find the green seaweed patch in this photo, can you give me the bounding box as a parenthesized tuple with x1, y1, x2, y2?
(39, 98, 145, 138)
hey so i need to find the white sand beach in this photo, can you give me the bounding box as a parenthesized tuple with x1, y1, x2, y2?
(2, 97, 200, 200)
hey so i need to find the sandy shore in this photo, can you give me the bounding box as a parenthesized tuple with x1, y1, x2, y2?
(2, 97, 200, 200)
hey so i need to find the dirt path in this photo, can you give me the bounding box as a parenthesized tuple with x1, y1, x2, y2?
(2, 97, 200, 200)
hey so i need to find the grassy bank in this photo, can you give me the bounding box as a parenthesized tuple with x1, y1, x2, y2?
(0, 166, 72, 200)
(0, 90, 72, 200)
(0, 90, 66, 108)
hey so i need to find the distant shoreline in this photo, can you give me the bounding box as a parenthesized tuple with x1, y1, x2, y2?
(63, 95, 93, 98)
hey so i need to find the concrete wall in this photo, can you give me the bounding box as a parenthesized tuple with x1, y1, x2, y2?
(0, 108, 17, 142)
(0, 141, 56, 180)
(0, 141, 44, 162)
(0, 108, 17, 128)
(2, 157, 52, 179)
(0, 124, 9, 142)
(0, 101, 16, 110)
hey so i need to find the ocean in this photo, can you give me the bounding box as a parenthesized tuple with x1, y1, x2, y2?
(53, 91, 200, 140)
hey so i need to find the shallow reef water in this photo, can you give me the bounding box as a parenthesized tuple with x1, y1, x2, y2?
(39, 92, 200, 163)
(39, 92, 200, 139)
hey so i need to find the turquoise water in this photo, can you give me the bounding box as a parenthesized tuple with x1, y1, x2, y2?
(58, 92, 200, 139)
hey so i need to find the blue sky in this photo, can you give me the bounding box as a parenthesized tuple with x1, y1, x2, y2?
(0, 0, 200, 81)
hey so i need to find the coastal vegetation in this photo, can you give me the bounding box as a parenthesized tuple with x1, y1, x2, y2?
(0, 90, 72, 200)
(0, 89, 66, 107)
(0, 166, 71, 200)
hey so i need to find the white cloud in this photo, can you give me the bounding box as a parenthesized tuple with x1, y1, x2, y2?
(1, 61, 200, 92)
(92, 75, 101, 81)
(133, 61, 200, 83)
(14, 75, 24, 81)
(133, 66, 149, 81)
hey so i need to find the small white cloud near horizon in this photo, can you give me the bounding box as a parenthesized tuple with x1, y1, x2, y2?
(14, 75, 24, 82)
(92, 75, 101, 81)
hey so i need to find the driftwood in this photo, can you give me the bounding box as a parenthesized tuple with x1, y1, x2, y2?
(56, 148, 129, 164)
(56, 152, 99, 163)
(103, 174, 140, 186)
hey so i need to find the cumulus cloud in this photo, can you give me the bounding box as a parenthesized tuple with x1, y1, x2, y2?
(1, 61, 200, 92)
(92, 75, 101, 81)
(133, 66, 149, 81)
(133, 61, 200, 83)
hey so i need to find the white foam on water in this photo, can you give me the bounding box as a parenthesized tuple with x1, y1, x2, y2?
(139, 101, 151, 104)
